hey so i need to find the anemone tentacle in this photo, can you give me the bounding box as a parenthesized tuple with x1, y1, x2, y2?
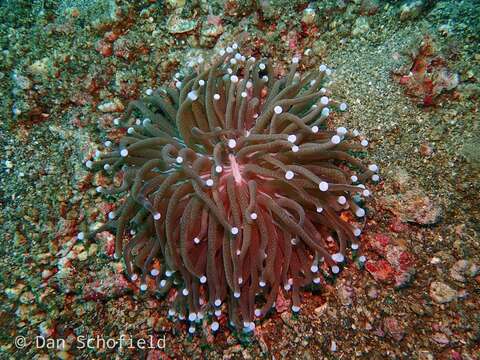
(83, 44, 378, 334)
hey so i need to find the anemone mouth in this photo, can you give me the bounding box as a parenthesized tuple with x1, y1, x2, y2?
(83, 44, 378, 331)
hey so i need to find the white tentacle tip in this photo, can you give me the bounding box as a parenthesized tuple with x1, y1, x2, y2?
(150, 269, 160, 277)
(331, 135, 341, 144)
(332, 252, 344, 263)
(285, 170, 294, 180)
(356, 208, 366, 217)
(211, 322, 219, 331)
(319, 181, 329, 191)
(187, 90, 198, 101)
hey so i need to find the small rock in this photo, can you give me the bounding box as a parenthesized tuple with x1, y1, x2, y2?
(19, 291, 35, 304)
(167, 9, 198, 34)
(77, 251, 88, 261)
(13, 73, 32, 90)
(223, 344, 242, 357)
(352, 17, 370, 36)
(330, 340, 337, 352)
(199, 15, 223, 47)
(166, 0, 185, 8)
(360, 0, 380, 15)
(384, 317, 405, 341)
(314, 303, 328, 316)
(41, 269, 54, 280)
(28, 58, 50, 77)
(384, 190, 442, 225)
(280, 312, 295, 328)
(449, 260, 479, 282)
(419, 142, 433, 157)
(365, 259, 394, 283)
(301, 7, 316, 25)
(98, 99, 124, 113)
(336, 281, 354, 306)
(366, 285, 379, 299)
(429, 281, 458, 304)
(5, 285, 24, 300)
(95, 39, 113, 57)
(431, 332, 449, 345)
(417, 350, 434, 360)
(399, 0, 424, 21)
(242, 349, 253, 360)
(394, 270, 414, 288)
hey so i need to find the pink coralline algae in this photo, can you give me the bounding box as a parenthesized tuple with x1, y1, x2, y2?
(81, 43, 379, 333)
(393, 37, 459, 107)
(365, 234, 415, 287)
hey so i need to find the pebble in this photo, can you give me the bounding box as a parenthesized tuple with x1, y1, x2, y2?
(366, 285, 379, 299)
(302, 7, 316, 25)
(166, 0, 185, 8)
(280, 312, 295, 328)
(384, 317, 405, 341)
(360, 0, 380, 15)
(429, 281, 458, 304)
(352, 17, 370, 36)
(330, 340, 337, 352)
(13, 73, 32, 90)
(199, 15, 223, 46)
(336, 281, 354, 306)
(449, 260, 479, 282)
(167, 10, 198, 34)
(223, 344, 242, 357)
(384, 189, 442, 225)
(28, 58, 50, 77)
(314, 303, 328, 316)
(98, 99, 124, 113)
(417, 350, 434, 360)
(77, 251, 88, 261)
(242, 349, 253, 360)
(399, 0, 424, 21)
(41, 269, 54, 280)
(5, 285, 23, 300)
(431, 332, 449, 345)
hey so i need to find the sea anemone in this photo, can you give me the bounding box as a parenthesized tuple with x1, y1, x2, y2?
(82, 43, 378, 333)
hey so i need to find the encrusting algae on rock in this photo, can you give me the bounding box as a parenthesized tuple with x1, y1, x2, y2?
(81, 41, 379, 334)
